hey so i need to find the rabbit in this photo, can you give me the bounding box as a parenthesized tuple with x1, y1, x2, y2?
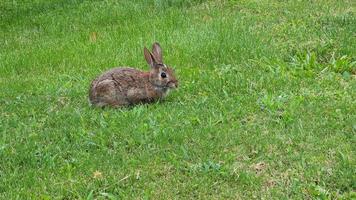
(89, 42, 178, 108)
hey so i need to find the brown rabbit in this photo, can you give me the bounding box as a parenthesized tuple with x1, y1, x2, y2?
(89, 42, 178, 107)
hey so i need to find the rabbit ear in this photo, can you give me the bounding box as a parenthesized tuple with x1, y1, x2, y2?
(144, 47, 155, 67)
(152, 42, 163, 64)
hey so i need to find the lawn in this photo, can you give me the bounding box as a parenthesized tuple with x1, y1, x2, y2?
(0, 0, 355, 199)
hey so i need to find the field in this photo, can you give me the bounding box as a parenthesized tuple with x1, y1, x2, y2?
(1, 0, 355, 199)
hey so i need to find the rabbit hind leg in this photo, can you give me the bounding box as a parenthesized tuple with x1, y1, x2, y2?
(91, 80, 129, 108)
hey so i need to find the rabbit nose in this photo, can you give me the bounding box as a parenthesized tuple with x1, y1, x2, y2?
(172, 80, 178, 88)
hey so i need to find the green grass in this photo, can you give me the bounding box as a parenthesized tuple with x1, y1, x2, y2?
(1, 0, 355, 199)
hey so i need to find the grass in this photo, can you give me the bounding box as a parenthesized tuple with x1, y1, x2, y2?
(0, 0, 355, 199)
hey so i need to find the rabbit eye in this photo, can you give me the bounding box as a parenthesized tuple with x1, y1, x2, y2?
(161, 72, 167, 78)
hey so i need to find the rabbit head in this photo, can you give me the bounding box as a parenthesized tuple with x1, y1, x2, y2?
(144, 42, 178, 89)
